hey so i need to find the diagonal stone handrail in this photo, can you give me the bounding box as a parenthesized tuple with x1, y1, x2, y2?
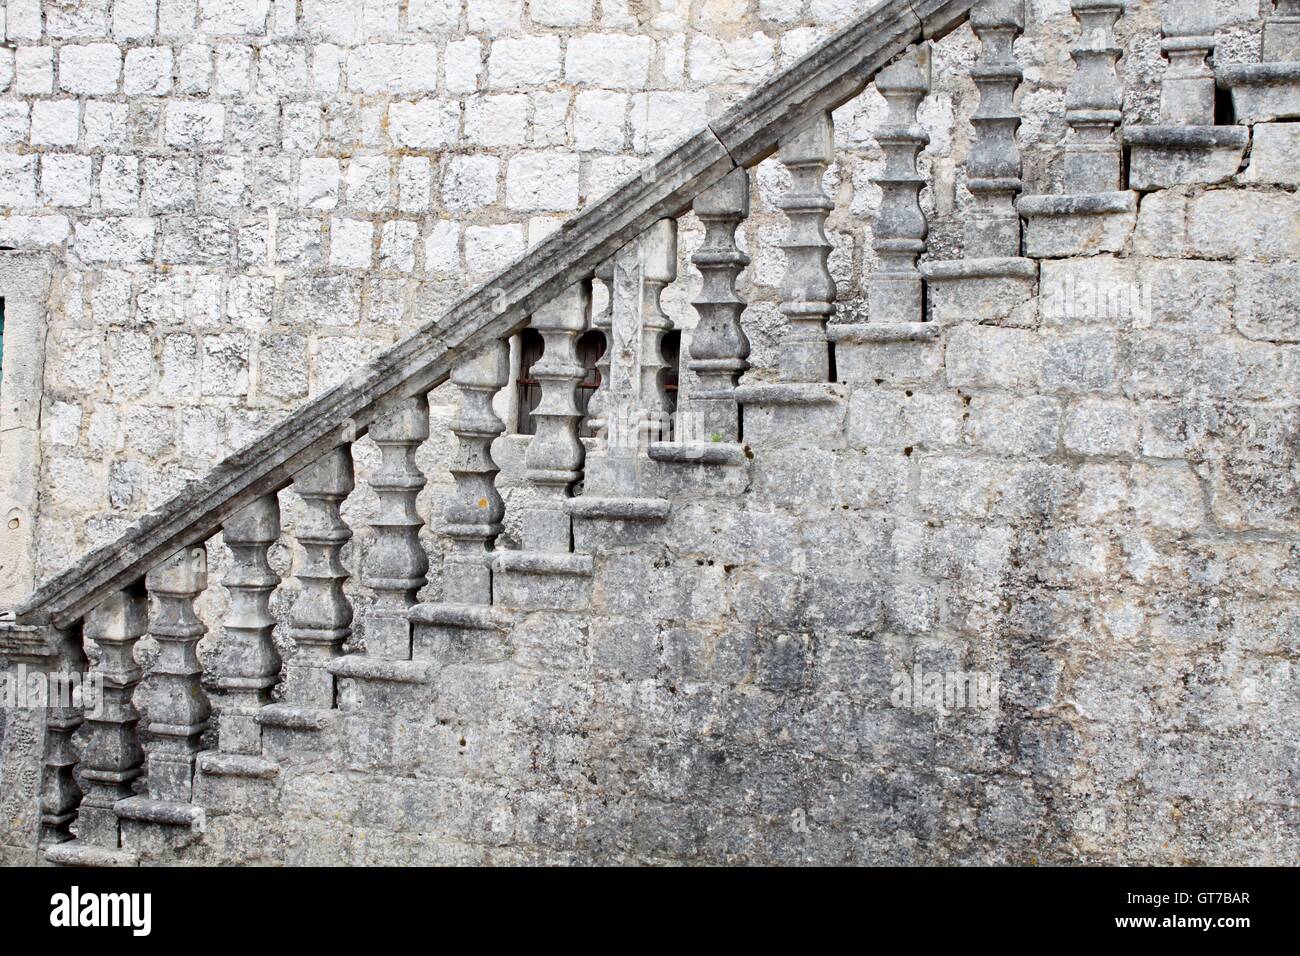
(15, 0, 975, 631)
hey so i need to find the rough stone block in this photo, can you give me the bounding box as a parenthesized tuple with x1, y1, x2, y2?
(922, 258, 1038, 326)
(1019, 193, 1138, 259)
(1187, 189, 1300, 260)
(736, 384, 847, 449)
(832, 334, 945, 386)
(1235, 261, 1300, 343)
(565, 33, 652, 89)
(1243, 123, 1300, 185)
(1124, 126, 1249, 191)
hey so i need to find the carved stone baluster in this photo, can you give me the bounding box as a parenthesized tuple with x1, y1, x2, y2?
(363, 398, 429, 660)
(1019, 0, 1137, 257)
(922, 1, 1037, 325)
(1063, 0, 1125, 194)
(520, 283, 590, 554)
(586, 257, 615, 440)
(587, 220, 678, 495)
(688, 168, 751, 443)
(966, 2, 1024, 259)
(141, 547, 209, 804)
(777, 111, 835, 382)
(1266, 0, 1300, 61)
(215, 496, 281, 754)
(870, 46, 931, 324)
(1159, 0, 1216, 125)
(78, 588, 147, 846)
(0, 623, 76, 848)
(409, 345, 510, 662)
(41, 630, 87, 846)
(443, 342, 509, 606)
(286, 446, 354, 707)
(637, 219, 677, 444)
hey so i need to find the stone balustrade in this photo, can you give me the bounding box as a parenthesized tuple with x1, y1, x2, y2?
(7, 0, 1215, 864)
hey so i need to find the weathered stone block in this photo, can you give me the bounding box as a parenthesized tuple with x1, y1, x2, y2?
(945, 324, 1040, 389)
(1243, 123, 1300, 185)
(1018, 192, 1138, 259)
(1218, 63, 1300, 124)
(922, 258, 1038, 326)
(735, 384, 847, 449)
(1234, 261, 1300, 343)
(1124, 126, 1249, 191)
(1187, 189, 1300, 260)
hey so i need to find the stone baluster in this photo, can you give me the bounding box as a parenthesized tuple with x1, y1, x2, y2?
(1159, 0, 1217, 126)
(1266, 0, 1300, 61)
(1219, 1, 1300, 123)
(776, 112, 835, 382)
(77, 588, 147, 846)
(214, 496, 281, 754)
(1063, 0, 1125, 194)
(586, 220, 677, 495)
(870, 46, 931, 324)
(637, 219, 677, 444)
(1267, 0, 1300, 59)
(1018, 0, 1137, 258)
(966, 1, 1024, 259)
(0, 622, 74, 847)
(140, 547, 209, 804)
(362, 398, 429, 660)
(443, 342, 509, 606)
(922, 0, 1037, 325)
(586, 257, 615, 440)
(41, 631, 87, 846)
(1126, 1, 1248, 190)
(520, 282, 590, 553)
(688, 168, 751, 443)
(285, 446, 354, 707)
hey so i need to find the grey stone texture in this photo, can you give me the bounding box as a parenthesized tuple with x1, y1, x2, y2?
(1, 0, 1298, 867)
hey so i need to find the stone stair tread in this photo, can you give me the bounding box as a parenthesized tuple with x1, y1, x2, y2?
(44, 841, 140, 867)
(1122, 124, 1250, 148)
(1017, 190, 1137, 216)
(921, 256, 1038, 279)
(646, 442, 748, 466)
(326, 655, 436, 684)
(492, 551, 594, 576)
(409, 602, 508, 629)
(566, 495, 674, 518)
(734, 382, 846, 406)
(827, 322, 941, 343)
(256, 704, 335, 731)
(195, 751, 281, 779)
(115, 796, 206, 829)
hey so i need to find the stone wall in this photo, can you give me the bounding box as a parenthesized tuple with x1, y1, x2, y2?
(141, 210, 1300, 862)
(0, 0, 1267, 581)
(2, 0, 1298, 865)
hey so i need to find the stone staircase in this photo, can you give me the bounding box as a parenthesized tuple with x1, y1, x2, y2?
(3, 0, 1298, 865)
